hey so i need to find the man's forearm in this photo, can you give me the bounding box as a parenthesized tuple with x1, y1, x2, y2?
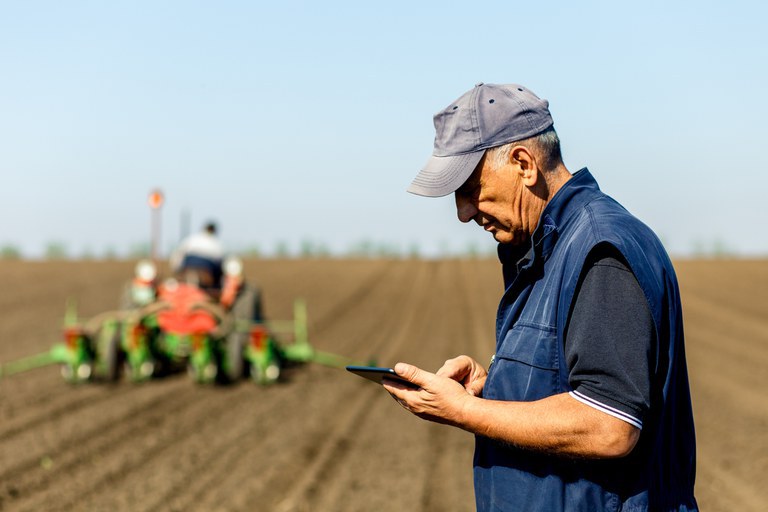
(457, 392, 639, 459)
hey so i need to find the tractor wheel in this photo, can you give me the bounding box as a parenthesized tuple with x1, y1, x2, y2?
(104, 331, 122, 382)
(61, 363, 93, 383)
(125, 359, 155, 381)
(233, 286, 263, 322)
(250, 359, 281, 386)
(60, 364, 75, 382)
(225, 333, 246, 382)
(188, 360, 218, 384)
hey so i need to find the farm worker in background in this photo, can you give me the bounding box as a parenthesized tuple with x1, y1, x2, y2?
(169, 221, 225, 291)
(384, 83, 697, 511)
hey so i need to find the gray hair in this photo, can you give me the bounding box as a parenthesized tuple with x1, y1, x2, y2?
(486, 127, 563, 173)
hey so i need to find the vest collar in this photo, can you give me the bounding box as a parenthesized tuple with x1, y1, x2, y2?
(498, 168, 601, 271)
(540, 167, 601, 231)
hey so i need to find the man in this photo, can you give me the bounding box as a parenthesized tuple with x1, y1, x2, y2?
(169, 221, 225, 291)
(384, 83, 697, 511)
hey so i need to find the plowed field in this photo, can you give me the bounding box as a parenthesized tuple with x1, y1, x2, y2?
(0, 259, 766, 511)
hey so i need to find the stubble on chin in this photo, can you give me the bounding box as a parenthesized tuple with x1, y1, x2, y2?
(498, 230, 529, 247)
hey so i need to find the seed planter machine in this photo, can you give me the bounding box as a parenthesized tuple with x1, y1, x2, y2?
(1, 259, 363, 386)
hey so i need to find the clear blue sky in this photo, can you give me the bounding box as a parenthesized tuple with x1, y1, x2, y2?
(1, 0, 766, 258)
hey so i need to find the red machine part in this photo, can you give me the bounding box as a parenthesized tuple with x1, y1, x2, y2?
(128, 324, 147, 349)
(156, 283, 218, 334)
(63, 327, 83, 349)
(250, 325, 268, 350)
(219, 275, 242, 309)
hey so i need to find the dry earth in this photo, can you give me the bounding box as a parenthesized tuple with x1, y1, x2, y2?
(0, 258, 765, 511)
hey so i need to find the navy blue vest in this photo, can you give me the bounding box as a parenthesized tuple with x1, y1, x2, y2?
(474, 169, 697, 511)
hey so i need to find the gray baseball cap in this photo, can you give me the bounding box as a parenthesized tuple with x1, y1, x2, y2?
(408, 83, 553, 197)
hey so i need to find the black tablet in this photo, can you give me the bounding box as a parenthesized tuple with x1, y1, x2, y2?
(345, 365, 420, 389)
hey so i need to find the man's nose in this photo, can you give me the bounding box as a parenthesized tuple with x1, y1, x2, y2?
(455, 195, 477, 223)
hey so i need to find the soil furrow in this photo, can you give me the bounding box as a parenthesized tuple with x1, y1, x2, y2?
(1, 380, 195, 510)
(0, 382, 135, 443)
(269, 262, 436, 510)
(309, 261, 417, 360)
(304, 260, 397, 337)
(10, 382, 262, 512)
(140, 369, 347, 512)
(0, 379, 189, 480)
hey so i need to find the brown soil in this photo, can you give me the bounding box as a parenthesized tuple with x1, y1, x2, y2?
(0, 258, 765, 511)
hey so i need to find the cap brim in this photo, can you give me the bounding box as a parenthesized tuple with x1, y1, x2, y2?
(407, 150, 485, 197)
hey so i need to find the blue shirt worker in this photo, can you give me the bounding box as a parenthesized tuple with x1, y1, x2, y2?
(384, 83, 697, 511)
(169, 221, 225, 290)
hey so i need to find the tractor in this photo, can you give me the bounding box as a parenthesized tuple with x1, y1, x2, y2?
(102, 256, 291, 385)
(0, 257, 358, 385)
(2, 258, 364, 384)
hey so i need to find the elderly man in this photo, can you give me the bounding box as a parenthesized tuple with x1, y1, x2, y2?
(385, 83, 697, 511)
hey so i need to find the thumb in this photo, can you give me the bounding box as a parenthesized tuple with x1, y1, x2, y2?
(394, 362, 431, 387)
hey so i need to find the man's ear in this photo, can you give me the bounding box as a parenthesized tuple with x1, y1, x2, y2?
(510, 146, 539, 187)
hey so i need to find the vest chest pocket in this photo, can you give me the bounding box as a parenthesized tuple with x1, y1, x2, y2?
(486, 322, 561, 402)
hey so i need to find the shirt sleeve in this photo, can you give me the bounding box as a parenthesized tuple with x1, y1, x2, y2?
(564, 245, 655, 430)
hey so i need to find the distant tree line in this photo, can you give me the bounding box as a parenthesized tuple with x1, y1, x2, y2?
(0, 239, 499, 260)
(0, 242, 152, 261)
(0, 238, 752, 261)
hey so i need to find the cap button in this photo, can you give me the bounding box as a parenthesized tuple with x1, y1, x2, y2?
(475, 82, 484, 87)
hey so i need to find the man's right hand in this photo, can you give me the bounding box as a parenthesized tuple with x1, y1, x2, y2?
(435, 355, 487, 397)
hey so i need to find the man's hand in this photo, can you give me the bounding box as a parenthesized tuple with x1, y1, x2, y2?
(382, 358, 485, 427)
(435, 355, 487, 397)
(382, 357, 639, 458)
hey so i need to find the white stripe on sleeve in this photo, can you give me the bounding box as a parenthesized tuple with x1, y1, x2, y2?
(570, 390, 643, 430)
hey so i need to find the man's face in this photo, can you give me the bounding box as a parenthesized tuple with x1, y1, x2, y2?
(454, 154, 531, 246)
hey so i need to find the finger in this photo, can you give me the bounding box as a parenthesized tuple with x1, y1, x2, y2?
(382, 377, 419, 391)
(467, 377, 486, 397)
(382, 382, 416, 412)
(382, 379, 411, 396)
(393, 362, 432, 387)
(435, 356, 469, 379)
(385, 391, 409, 409)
